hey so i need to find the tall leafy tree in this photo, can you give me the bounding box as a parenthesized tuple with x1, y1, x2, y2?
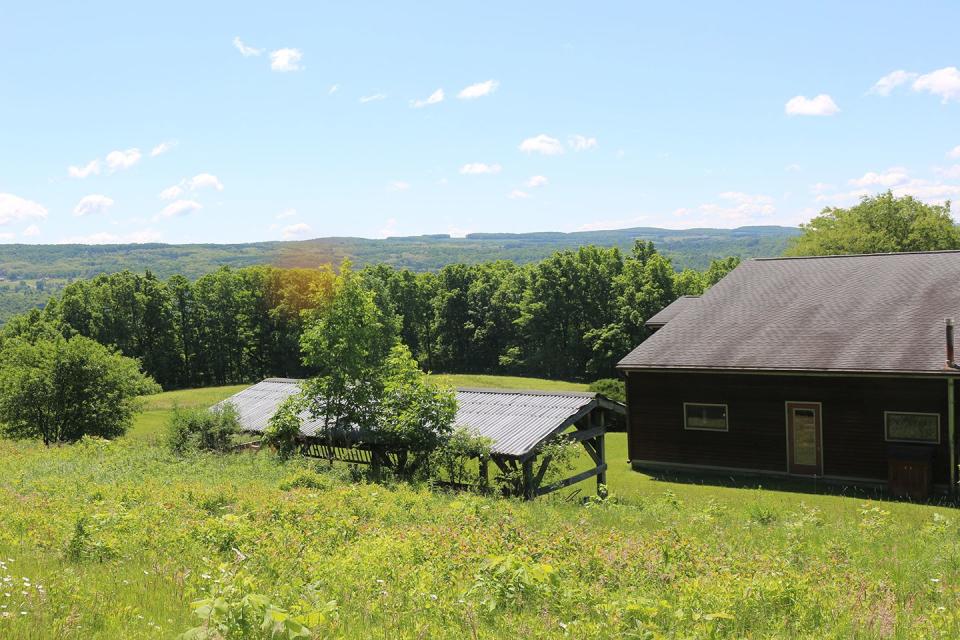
(787, 191, 960, 256)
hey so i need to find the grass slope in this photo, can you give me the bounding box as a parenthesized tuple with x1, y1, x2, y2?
(2, 380, 960, 638)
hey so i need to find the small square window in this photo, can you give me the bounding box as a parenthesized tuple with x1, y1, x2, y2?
(684, 403, 728, 431)
(885, 412, 940, 444)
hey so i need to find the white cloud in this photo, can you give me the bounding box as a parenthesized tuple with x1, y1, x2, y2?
(785, 163, 802, 172)
(948, 146, 960, 159)
(73, 194, 115, 217)
(150, 140, 177, 157)
(60, 229, 162, 245)
(693, 192, 776, 224)
(105, 148, 142, 172)
(526, 175, 548, 188)
(784, 94, 840, 116)
(328, 84, 339, 95)
(936, 165, 960, 180)
(411, 88, 444, 108)
(0, 193, 48, 225)
(849, 167, 909, 187)
(0, 232, 15, 241)
(892, 179, 960, 201)
(388, 180, 410, 191)
(869, 70, 918, 96)
(360, 93, 386, 103)
(508, 189, 530, 199)
(188, 173, 224, 191)
(269, 48, 303, 72)
(457, 80, 498, 99)
(568, 134, 598, 151)
(157, 200, 203, 219)
(459, 162, 502, 175)
(809, 182, 835, 194)
(233, 36, 263, 57)
(276, 208, 297, 219)
(22, 224, 40, 237)
(68, 159, 100, 179)
(912, 67, 960, 103)
(378, 218, 398, 238)
(281, 222, 311, 239)
(519, 134, 564, 155)
(158, 185, 184, 200)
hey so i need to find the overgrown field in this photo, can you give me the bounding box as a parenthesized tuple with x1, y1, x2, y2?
(2, 383, 960, 639)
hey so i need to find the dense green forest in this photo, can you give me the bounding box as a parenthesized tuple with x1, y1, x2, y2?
(0, 225, 796, 324)
(1, 242, 737, 388)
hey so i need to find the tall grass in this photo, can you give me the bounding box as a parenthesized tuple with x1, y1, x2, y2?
(0, 384, 959, 638)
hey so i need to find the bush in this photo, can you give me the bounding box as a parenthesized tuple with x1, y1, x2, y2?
(263, 395, 305, 459)
(589, 378, 625, 403)
(0, 334, 160, 444)
(166, 403, 241, 454)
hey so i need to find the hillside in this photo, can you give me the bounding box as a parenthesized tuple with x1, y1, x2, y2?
(0, 225, 799, 324)
(0, 382, 958, 638)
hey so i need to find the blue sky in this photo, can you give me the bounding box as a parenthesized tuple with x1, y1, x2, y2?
(2, 1, 960, 245)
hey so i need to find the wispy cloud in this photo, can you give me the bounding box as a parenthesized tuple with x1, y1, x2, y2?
(233, 36, 263, 57)
(388, 180, 410, 191)
(519, 134, 564, 155)
(68, 159, 100, 179)
(378, 218, 398, 238)
(328, 84, 339, 95)
(869, 70, 918, 96)
(188, 173, 224, 191)
(848, 167, 909, 187)
(360, 93, 386, 103)
(269, 48, 303, 72)
(526, 175, 548, 188)
(73, 194, 114, 217)
(459, 162, 502, 175)
(105, 148, 142, 172)
(60, 229, 162, 245)
(276, 208, 297, 219)
(158, 185, 183, 200)
(949, 146, 960, 159)
(568, 134, 598, 151)
(0, 193, 48, 225)
(785, 94, 840, 116)
(22, 224, 40, 237)
(281, 222, 311, 239)
(411, 88, 444, 108)
(457, 80, 498, 99)
(150, 140, 177, 157)
(157, 199, 203, 219)
(508, 189, 530, 199)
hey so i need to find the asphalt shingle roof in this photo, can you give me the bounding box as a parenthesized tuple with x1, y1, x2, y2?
(221, 380, 623, 457)
(644, 295, 699, 328)
(618, 251, 960, 374)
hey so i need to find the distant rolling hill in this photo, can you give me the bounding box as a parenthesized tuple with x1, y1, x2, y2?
(0, 225, 800, 324)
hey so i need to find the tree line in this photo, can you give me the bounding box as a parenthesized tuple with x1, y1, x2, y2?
(0, 241, 739, 389)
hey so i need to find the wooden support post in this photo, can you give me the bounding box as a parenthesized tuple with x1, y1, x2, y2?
(522, 458, 534, 500)
(479, 457, 489, 490)
(597, 432, 607, 497)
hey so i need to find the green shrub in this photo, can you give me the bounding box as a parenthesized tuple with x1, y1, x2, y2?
(263, 395, 304, 460)
(166, 402, 241, 454)
(588, 378, 625, 403)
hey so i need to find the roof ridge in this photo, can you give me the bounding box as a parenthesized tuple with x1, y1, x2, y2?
(753, 249, 960, 261)
(456, 386, 596, 397)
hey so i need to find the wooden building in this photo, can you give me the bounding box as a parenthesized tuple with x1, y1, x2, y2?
(617, 251, 960, 496)
(221, 380, 625, 498)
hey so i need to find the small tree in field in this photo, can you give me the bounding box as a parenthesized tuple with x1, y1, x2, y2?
(0, 335, 160, 445)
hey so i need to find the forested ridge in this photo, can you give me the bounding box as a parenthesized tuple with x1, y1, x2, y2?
(0, 226, 795, 325)
(1, 242, 738, 389)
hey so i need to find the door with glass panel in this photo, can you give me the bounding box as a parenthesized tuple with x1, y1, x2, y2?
(786, 402, 821, 475)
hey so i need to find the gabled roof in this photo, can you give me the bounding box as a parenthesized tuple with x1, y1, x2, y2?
(644, 295, 699, 329)
(221, 379, 625, 458)
(618, 251, 960, 375)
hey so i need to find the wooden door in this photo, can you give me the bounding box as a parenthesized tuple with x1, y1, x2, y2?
(786, 402, 822, 475)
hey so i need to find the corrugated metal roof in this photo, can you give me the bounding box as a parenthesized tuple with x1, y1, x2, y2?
(219, 379, 622, 457)
(619, 250, 960, 374)
(644, 295, 699, 328)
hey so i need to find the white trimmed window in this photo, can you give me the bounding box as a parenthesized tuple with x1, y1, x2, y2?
(884, 411, 940, 444)
(683, 403, 728, 431)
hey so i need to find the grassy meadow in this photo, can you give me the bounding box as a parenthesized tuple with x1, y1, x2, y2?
(2, 377, 960, 638)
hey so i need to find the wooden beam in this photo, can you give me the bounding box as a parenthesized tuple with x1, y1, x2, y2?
(536, 464, 608, 497)
(522, 458, 534, 500)
(565, 426, 605, 443)
(533, 455, 552, 488)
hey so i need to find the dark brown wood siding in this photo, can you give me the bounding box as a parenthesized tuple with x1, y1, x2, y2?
(625, 371, 954, 484)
